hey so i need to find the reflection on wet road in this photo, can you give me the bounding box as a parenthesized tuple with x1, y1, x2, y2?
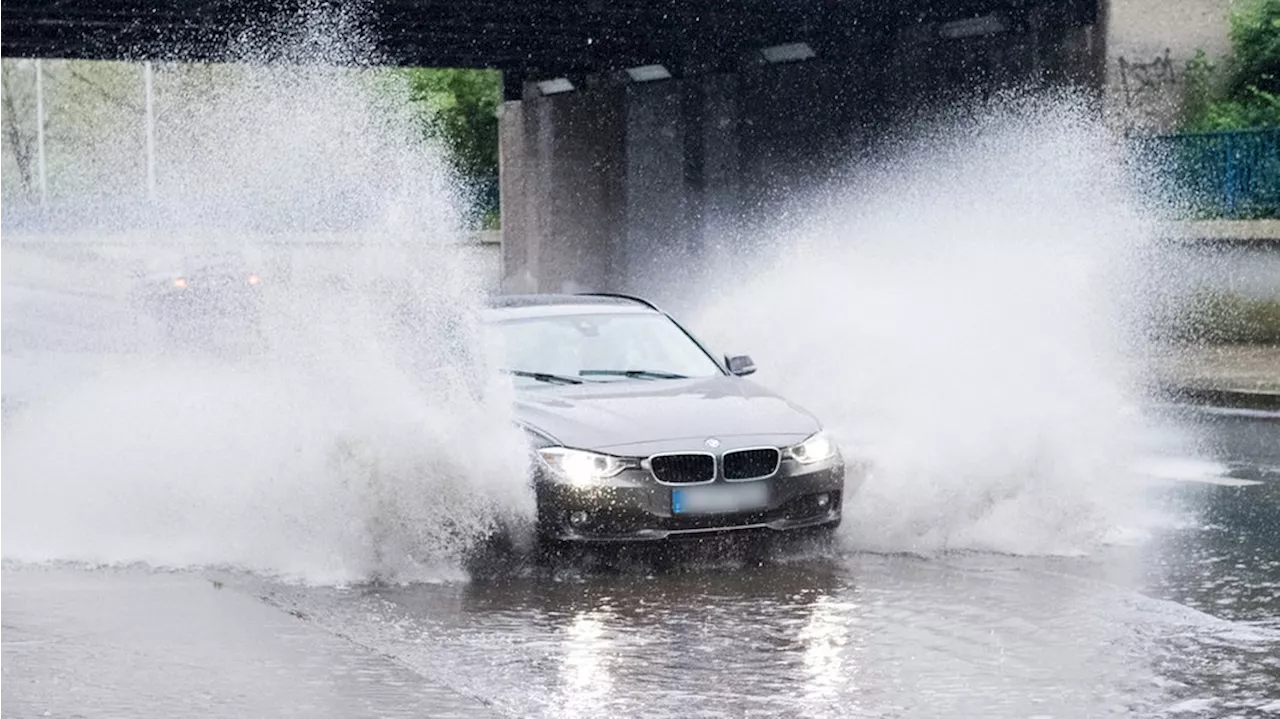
(250, 549, 1278, 718)
(4, 410, 1279, 718)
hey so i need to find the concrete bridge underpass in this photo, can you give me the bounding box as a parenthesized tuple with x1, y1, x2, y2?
(3, 0, 1104, 302)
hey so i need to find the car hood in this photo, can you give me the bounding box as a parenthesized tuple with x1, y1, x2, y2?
(513, 375, 821, 455)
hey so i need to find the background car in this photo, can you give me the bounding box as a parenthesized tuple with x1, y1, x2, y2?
(129, 252, 267, 351)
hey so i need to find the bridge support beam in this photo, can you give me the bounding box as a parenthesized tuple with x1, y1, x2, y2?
(499, 74, 745, 308)
(498, 85, 625, 295)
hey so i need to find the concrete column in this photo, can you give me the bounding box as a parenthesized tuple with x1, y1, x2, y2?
(617, 74, 744, 309)
(679, 74, 743, 311)
(499, 84, 625, 294)
(1103, 0, 1232, 131)
(697, 74, 742, 241)
(500, 76, 740, 304)
(620, 81, 688, 297)
(498, 100, 533, 292)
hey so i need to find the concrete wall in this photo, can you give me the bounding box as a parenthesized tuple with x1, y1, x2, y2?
(1103, 0, 1237, 131)
(497, 3, 1104, 306)
(498, 0, 1247, 302)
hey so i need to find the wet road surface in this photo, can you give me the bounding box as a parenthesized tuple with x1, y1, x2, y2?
(4, 408, 1278, 718)
(1, 567, 502, 718)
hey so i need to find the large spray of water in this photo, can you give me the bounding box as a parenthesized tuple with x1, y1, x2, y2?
(4, 12, 1197, 580)
(2, 13, 532, 583)
(690, 97, 1186, 555)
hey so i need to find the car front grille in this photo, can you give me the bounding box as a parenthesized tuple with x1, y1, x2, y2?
(722, 448, 781, 480)
(649, 454, 715, 484)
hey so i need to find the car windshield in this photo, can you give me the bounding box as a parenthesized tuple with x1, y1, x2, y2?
(491, 312, 724, 384)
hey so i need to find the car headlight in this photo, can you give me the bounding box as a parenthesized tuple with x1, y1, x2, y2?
(786, 430, 838, 464)
(537, 447, 638, 485)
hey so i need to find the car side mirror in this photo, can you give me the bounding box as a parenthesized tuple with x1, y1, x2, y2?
(726, 354, 756, 376)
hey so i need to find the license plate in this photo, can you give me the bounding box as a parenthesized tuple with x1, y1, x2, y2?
(671, 482, 769, 515)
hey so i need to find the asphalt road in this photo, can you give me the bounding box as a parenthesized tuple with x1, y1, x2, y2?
(3, 407, 1278, 719)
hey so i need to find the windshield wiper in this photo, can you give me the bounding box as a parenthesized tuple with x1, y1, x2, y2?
(579, 369, 689, 380)
(502, 369, 584, 385)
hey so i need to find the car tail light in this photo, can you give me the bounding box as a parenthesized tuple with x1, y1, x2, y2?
(172, 277, 188, 289)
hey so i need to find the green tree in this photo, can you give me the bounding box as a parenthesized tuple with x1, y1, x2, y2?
(1, 58, 148, 205)
(1185, 0, 1280, 130)
(1227, 0, 1280, 98)
(1, 60, 40, 201)
(398, 67, 500, 226)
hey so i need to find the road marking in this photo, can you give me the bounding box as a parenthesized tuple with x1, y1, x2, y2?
(1193, 406, 1280, 420)
(1131, 458, 1266, 487)
(1166, 475, 1264, 487)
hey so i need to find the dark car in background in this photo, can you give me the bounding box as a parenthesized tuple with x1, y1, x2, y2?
(129, 253, 267, 349)
(483, 294, 860, 551)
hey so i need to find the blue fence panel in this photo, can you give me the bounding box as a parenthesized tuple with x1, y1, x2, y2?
(1136, 128, 1280, 219)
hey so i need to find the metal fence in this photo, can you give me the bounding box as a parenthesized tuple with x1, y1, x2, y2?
(1135, 127, 1280, 219)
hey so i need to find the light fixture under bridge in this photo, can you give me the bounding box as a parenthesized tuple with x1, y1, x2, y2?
(536, 77, 576, 95)
(760, 42, 816, 63)
(625, 64, 672, 82)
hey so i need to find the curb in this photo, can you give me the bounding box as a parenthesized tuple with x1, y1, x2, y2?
(1158, 385, 1280, 412)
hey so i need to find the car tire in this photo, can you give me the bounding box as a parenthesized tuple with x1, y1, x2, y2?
(809, 519, 842, 549)
(533, 520, 573, 565)
(462, 521, 535, 580)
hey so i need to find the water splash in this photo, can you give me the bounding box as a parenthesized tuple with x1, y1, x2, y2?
(1, 15, 531, 584)
(690, 94, 1189, 555)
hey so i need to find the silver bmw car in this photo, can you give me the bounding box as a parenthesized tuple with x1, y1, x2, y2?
(485, 293, 861, 550)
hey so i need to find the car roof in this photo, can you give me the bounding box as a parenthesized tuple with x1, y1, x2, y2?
(482, 293, 660, 319)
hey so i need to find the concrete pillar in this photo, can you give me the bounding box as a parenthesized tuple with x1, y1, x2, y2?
(619, 81, 689, 297)
(498, 66, 856, 304)
(500, 84, 625, 294)
(497, 100, 533, 292)
(501, 75, 743, 306)
(694, 74, 743, 269)
(619, 74, 750, 310)
(1102, 0, 1233, 132)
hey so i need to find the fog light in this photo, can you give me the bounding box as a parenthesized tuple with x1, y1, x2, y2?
(815, 493, 830, 508)
(569, 511, 589, 526)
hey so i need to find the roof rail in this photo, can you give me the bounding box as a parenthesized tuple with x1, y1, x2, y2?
(574, 292, 663, 312)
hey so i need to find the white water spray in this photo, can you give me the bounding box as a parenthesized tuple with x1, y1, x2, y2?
(2, 19, 531, 583)
(692, 97, 1187, 555)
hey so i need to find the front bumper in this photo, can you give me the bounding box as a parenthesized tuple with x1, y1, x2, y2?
(536, 460, 849, 542)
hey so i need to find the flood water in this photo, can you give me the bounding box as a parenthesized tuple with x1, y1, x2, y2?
(5, 408, 1277, 719)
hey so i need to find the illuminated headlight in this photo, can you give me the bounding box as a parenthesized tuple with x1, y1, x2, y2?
(537, 447, 637, 485)
(786, 430, 838, 464)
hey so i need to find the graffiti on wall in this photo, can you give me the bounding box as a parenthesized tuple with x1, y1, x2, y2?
(1116, 49, 1180, 130)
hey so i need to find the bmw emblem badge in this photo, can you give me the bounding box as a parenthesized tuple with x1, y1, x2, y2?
(705, 438, 721, 449)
